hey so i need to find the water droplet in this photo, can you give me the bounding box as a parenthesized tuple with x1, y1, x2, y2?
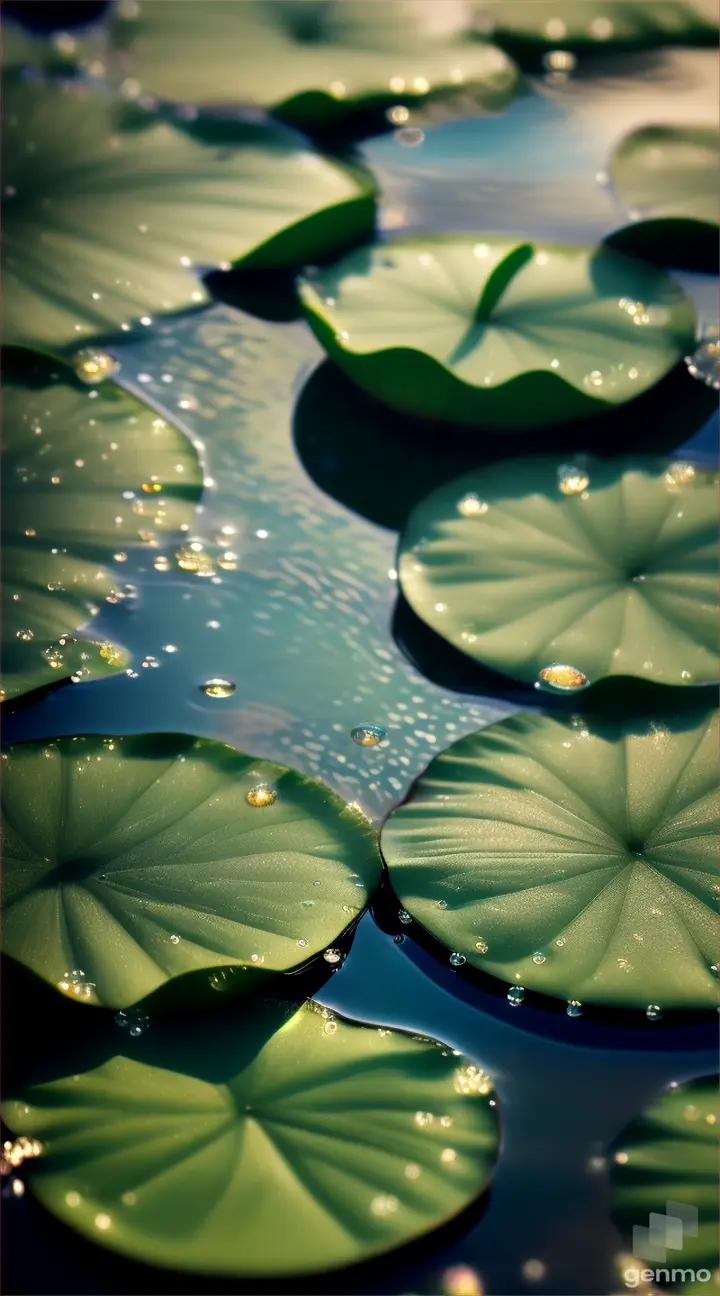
(323, 1019, 337, 1035)
(200, 678, 236, 698)
(169, 934, 180, 944)
(393, 933, 405, 945)
(386, 104, 410, 125)
(537, 664, 589, 692)
(351, 724, 386, 746)
(522, 1259, 547, 1282)
(457, 493, 488, 517)
(507, 986, 525, 1007)
(99, 642, 124, 666)
(72, 349, 118, 385)
(395, 127, 424, 146)
(404, 1162, 421, 1180)
(449, 952, 466, 968)
(557, 464, 590, 495)
(664, 461, 697, 486)
(542, 49, 576, 72)
(323, 948, 343, 965)
(474, 938, 489, 954)
(532, 951, 546, 964)
(94, 1212, 112, 1230)
(441, 1147, 457, 1164)
(685, 330, 720, 389)
(453, 1065, 493, 1095)
(441, 1264, 484, 1296)
(176, 543, 215, 576)
(246, 783, 276, 807)
(398, 909, 412, 925)
(414, 1111, 434, 1127)
(371, 1193, 399, 1217)
(645, 1004, 662, 1022)
(57, 969, 96, 1000)
(15, 629, 34, 641)
(297, 938, 308, 948)
(115, 1008, 150, 1037)
(555, 938, 566, 947)
(566, 999, 583, 1018)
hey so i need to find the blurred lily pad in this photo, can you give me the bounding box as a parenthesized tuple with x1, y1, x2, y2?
(1, 733, 382, 1009)
(298, 236, 696, 430)
(107, 0, 519, 138)
(398, 455, 718, 690)
(2, 78, 376, 353)
(611, 1075, 718, 1292)
(381, 710, 720, 1011)
(606, 125, 720, 272)
(2, 996, 497, 1274)
(2, 356, 202, 701)
(472, 1, 718, 69)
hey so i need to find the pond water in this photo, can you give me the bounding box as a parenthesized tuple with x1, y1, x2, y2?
(3, 39, 718, 1296)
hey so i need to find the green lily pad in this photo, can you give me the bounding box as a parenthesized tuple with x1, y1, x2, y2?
(1, 733, 383, 1009)
(1, 999, 498, 1276)
(107, 0, 519, 137)
(611, 1076, 718, 1293)
(298, 236, 696, 430)
(2, 358, 202, 701)
(2, 79, 376, 354)
(472, 1, 718, 67)
(397, 455, 718, 689)
(606, 125, 720, 271)
(380, 710, 720, 1012)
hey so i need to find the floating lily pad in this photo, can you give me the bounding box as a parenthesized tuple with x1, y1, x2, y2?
(2, 79, 376, 354)
(2, 357, 202, 701)
(380, 711, 720, 1012)
(1, 733, 383, 1008)
(298, 237, 696, 430)
(611, 1076, 718, 1293)
(107, 0, 519, 137)
(1, 997, 498, 1274)
(398, 455, 718, 689)
(472, 1, 718, 69)
(606, 125, 720, 272)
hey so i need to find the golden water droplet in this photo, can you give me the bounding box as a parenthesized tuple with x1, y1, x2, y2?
(351, 724, 386, 746)
(458, 493, 488, 517)
(665, 461, 696, 486)
(246, 783, 276, 807)
(72, 349, 118, 385)
(370, 1193, 399, 1217)
(15, 629, 34, 641)
(142, 481, 162, 493)
(453, 1065, 493, 1096)
(200, 678, 236, 699)
(386, 104, 410, 125)
(176, 544, 215, 576)
(441, 1147, 457, 1163)
(557, 464, 590, 495)
(538, 664, 589, 691)
(441, 1264, 485, 1296)
(99, 643, 123, 666)
(474, 938, 489, 954)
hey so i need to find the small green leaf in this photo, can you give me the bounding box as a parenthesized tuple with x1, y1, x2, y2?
(106, 0, 519, 137)
(381, 711, 720, 1011)
(1, 998, 498, 1274)
(611, 1076, 718, 1293)
(2, 360, 202, 701)
(2, 78, 376, 353)
(298, 236, 696, 429)
(397, 455, 718, 689)
(1, 734, 383, 1008)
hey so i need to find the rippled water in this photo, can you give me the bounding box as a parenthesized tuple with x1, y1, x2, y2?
(3, 43, 718, 1296)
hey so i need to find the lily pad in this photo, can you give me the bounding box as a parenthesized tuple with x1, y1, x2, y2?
(2, 357, 202, 701)
(397, 455, 718, 689)
(107, 0, 519, 137)
(611, 1076, 718, 1293)
(2, 79, 376, 354)
(2, 998, 497, 1274)
(472, 1, 718, 68)
(298, 236, 696, 430)
(380, 710, 720, 1011)
(1, 733, 382, 1009)
(606, 125, 720, 271)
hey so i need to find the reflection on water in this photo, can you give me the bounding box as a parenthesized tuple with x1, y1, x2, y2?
(3, 43, 718, 1296)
